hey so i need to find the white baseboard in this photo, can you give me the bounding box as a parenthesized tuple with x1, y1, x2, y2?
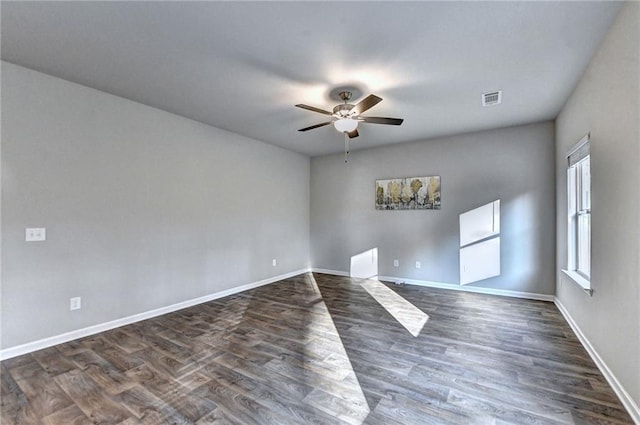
(554, 298, 640, 424)
(311, 269, 554, 302)
(0, 269, 310, 361)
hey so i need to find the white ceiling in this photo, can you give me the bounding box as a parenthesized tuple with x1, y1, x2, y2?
(1, 1, 622, 156)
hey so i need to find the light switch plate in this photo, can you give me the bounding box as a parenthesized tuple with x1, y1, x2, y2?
(26, 228, 46, 242)
(393, 260, 399, 267)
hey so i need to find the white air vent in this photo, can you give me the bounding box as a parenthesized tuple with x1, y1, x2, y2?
(482, 90, 502, 106)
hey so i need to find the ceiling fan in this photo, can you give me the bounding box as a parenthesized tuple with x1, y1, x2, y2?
(296, 91, 404, 139)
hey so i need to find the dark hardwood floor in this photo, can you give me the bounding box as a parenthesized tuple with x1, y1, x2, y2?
(1, 272, 633, 424)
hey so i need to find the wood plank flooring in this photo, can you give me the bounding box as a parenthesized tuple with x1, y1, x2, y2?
(1, 272, 633, 424)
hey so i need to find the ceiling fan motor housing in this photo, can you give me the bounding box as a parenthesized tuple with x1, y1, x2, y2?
(333, 103, 355, 117)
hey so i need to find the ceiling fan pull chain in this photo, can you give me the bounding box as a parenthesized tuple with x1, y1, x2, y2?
(344, 133, 349, 163)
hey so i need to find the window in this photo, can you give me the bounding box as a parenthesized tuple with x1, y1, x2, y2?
(567, 135, 591, 287)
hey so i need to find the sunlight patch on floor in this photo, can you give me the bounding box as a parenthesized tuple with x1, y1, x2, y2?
(359, 279, 429, 337)
(303, 273, 371, 424)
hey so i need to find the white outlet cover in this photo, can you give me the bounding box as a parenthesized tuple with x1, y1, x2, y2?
(272, 259, 277, 266)
(415, 261, 421, 269)
(393, 260, 399, 267)
(70, 297, 82, 311)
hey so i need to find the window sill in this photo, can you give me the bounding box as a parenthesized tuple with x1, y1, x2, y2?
(561, 269, 593, 296)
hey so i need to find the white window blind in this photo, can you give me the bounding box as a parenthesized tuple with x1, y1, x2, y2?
(568, 137, 590, 167)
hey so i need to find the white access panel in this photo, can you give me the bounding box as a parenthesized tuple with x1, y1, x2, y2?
(459, 200, 500, 247)
(460, 237, 500, 285)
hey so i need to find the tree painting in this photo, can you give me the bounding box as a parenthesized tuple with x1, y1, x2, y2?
(376, 185, 384, 205)
(410, 179, 423, 204)
(387, 181, 401, 204)
(401, 184, 413, 204)
(375, 176, 441, 210)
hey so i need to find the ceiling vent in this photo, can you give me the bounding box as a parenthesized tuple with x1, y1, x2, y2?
(482, 90, 502, 106)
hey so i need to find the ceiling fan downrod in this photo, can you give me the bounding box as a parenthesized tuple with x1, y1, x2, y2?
(339, 91, 353, 102)
(334, 91, 355, 118)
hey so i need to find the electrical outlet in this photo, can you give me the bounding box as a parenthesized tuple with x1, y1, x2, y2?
(70, 297, 81, 311)
(25, 228, 46, 242)
(272, 259, 277, 267)
(415, 261, 421, 269)
(393, 259, 399, 267)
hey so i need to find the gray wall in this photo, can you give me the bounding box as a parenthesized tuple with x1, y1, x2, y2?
(311, 121, 556, 295)
(1, 62, 310, 349)
(555, 2, 639, 408)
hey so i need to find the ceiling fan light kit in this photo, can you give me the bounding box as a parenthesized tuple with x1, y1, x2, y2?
(334, 118, 358, 133)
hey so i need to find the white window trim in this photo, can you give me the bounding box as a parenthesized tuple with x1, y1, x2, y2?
(561, 269, 593, 296)
(564, 133, 592, 296)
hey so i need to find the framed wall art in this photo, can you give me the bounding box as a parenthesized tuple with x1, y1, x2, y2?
(375, 176, 441, 210)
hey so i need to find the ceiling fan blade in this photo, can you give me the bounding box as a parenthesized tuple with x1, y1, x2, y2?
(361, 116, 404, 126)
(347, 129, 359, 139)
(352, 94, 383, 115)
(298, 121, 333, 132)
(295, 104, 333, 116)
